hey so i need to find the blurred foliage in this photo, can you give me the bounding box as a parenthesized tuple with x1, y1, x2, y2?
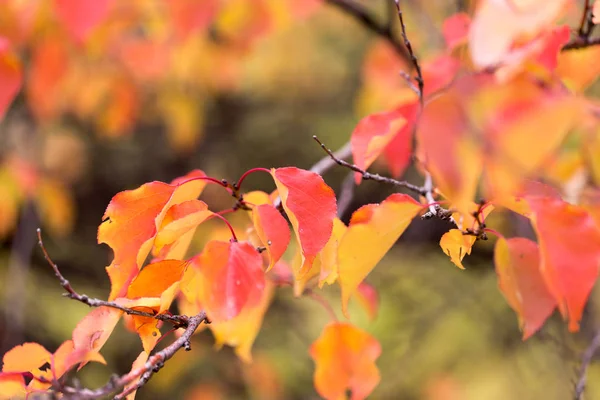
(0, 0, 599, 399)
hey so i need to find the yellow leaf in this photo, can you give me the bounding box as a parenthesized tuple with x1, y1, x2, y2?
(439, 229, 476, 269)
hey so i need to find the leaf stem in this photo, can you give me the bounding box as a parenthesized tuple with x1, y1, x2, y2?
(235, 167, 271, 191)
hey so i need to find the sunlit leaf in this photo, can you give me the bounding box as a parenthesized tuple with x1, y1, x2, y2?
(127, 259, 189, 312)
(193, 240, 265, 321)
(310, 322, 381, 400)
(338, 193, 422, 316)
(529, 197, 600, 331)
(1, 343, 51, 373)
(557, 45, 600, 92)
(439, 229, 476, 270)
(98, 170, 206, 300)
(494, 237, 556, 339)
(166, 0, 219, 40)
(271, 167, 336, 276)
(318, 218, 347, 288)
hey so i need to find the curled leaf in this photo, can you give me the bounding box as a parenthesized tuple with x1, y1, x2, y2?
(439, 229, 476, 269)
(271, 167, 336, 276)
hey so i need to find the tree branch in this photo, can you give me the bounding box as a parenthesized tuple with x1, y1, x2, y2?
(312, 135, 426, 195)
(574, 329, 600, 400)
(562, 36, 600, 51)
(37, 229, 191, 326)
(563, 0, 598, 50)
(324, 0, 410, 61)
(393, 0, 424, 105)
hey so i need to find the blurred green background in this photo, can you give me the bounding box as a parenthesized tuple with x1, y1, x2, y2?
(1, 0, 600, 399)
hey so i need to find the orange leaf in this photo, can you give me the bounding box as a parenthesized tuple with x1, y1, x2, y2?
(2, 343, 51, 373)
(194, 240, 265, 321)
(53, 0, 113, 42)
(351, 107, 409, 183)
(154, 200, 213, 259)
(210, 281, 275, 363)
(127, 259, 189, 312)
(310, 322, 381, 400)
(130, 315, 161, 354)
(355, 282, 379, 321)
(98, 170, 207, 300)
(252, 203, 291, 271)
(494, 237, 556, 339)
(0, 38, 21, 120)
(557, 45, 600, 92)
(529, 198, 600, 331)
(72, 306, 122, 356)
(271, 167, 336, 276)
(442, 13, 471, 50)
(338, 194, 422, 316)
(439, 229, 476, 270)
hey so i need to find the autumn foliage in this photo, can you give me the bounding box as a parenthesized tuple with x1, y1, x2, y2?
(1, 0, 600, 399)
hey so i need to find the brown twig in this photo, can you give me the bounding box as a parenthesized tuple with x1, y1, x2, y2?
(563, 0, 598, 51)
(37, 311, 208, 399)
(574, 330, 600, 399)
(312, 136, 426, 195)
(324, 0, 410, 61)
(393, 0, 424, 105)
(37, 229, 190, 326)
(337, 172, 356, 218)
(310, 141, 352, 176)
(562, 37, 600, 50)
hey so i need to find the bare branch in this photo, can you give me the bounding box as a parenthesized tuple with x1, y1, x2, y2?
(39, 310, 208, 399)
(310, 141, 352, 176)
(37, 229, 191, 327)
(574, 330, 600, 400)
(562, 37, 600, 51)
(312, 135, 426, 195)
(324, 0, 410, 61)
(564, 0, 598, 51)
(337, 172, 356, 218)
(393, 0, 424, 105)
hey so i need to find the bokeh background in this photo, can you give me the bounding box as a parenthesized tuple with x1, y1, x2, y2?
(1, 0, 600, 399)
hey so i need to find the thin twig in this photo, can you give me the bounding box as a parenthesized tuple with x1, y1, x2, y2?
(562, 37, 600, 51)
(393, 0, 424, 105)
(39, 311, 208, 399)
(324, 0, 410, 61)
(310, 141, 352, 176)
(312, 136, 426, 195)
(37, 229, 191, 327)
(574, 330, 600, 399)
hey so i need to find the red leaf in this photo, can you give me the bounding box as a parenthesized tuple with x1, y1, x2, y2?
(494, 237, 556, 339)
(53, 0, 113, 42)
(421, 55, 460, 98)
(0, 38, 21, 120)
(252, 203, 291, 271)
(310, 322, 381, 400)
(193, 240, 265, 321)
(442, 13, 471, 50)
(383, 101, 419, 177)
(351, 107, 410, 183)
(271, 167, 336, 276)
(166, 0, 219, 40)
(529, 198, 600, 331)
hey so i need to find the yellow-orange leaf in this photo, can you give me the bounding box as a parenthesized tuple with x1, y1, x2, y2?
(439, 229, 476, 269)
(494, 237, 556, 339)
(2, 342, 51, 373)
(338, 193, 422, 316)
(210, 281, 274, 363)
(318, 217, 347, 288)
(310, 322, 381, 400)
(0, 372, 25, 397)
(124, 351, 149, 400)
(98, 170, 206, 300)
(271, 167, 336, 276)
(72, 306, 122, 356)
(557, 46, 600, 92)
